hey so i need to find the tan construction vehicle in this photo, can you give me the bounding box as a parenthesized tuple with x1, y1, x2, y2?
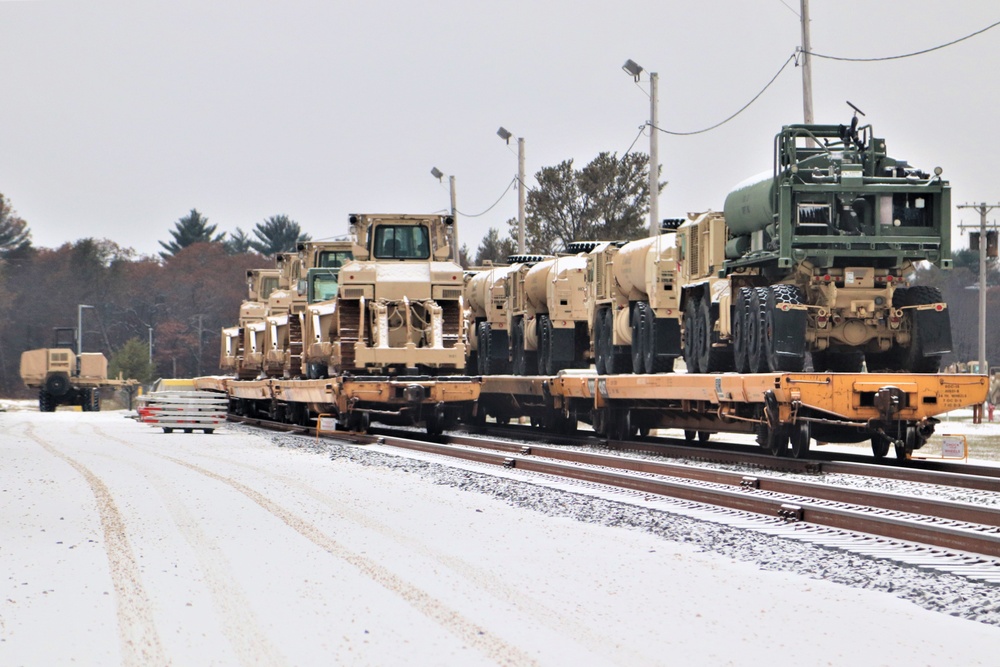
(221, 268, 279, 379)
(260, 252, 303, 378)
(297, 240, 355, 378)
(329, 213, 466, 374)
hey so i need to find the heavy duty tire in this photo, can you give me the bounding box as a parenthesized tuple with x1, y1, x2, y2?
(477, 322, 490, 375)
(683, 297, 701, 373)
(38, 390, 55, 413)
(45, 373, 70, 397)
(747, 288, 769, 374)
(644, 316, 675, 374)
(631, 303, 649, 374)
(538, 315, 555, 375)
(893, 286, 947, 373)
(765, 285, 806, 372)
(594, 309, 608, 375)
(512, 319, 527, 376)
(697, 297, 734, 373)
(733, 287, 753, 374)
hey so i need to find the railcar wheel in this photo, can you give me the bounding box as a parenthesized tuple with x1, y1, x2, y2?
(683, 297, 701, 373)
(768, 426, 790, 457)
(684, 429, 696, 442)
(698, 431, 711, 444)
(163, 428, 173, 434)
(425, 403, 446, 436)
(733, 287, 752, 374)
(895, 426, 918, 460)
(790, 421, 811, 459)
(871, 434, 890, 459)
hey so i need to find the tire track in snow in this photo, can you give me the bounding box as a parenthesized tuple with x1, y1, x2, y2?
(94, 424, 536, 665)
(82, 425, 289, 667)
(23, 424, 167, 667)
(162, 455, 537, 666)
(192, 448, 660, 667)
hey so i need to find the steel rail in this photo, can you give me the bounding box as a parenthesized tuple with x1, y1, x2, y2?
(228, 415, 1000, 557)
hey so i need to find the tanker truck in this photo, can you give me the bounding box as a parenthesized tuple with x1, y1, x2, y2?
(508, 250, 590, 375)
(717, 115, 952, 373)
(464, 262, 517, 375)
(589, 227, 683, 375)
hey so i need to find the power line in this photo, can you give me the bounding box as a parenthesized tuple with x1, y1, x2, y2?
(806, 19, 1000, 62)
(620, 125, 647, 160)
(455, 176, 517, 218)
(650, 53, 797, 136)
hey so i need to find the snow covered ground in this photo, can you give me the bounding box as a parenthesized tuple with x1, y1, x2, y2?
(2, 408, 1000, 666)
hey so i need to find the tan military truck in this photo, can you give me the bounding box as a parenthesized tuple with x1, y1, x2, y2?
(221, 267, 280, 379)
(21, 348, 112, 412)
(464, 262, 517, 375)
(676, 210, 735, 373)
(587, 226, 683, 375)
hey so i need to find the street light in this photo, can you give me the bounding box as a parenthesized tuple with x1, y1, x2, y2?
(430, 167, 459, 260)
(497, 126, 526, 253)
(622, 58, 660, 237)
(77, 304, 94, 355)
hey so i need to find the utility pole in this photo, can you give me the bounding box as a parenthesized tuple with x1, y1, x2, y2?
(448, 175, 459, 262)
(799, 0, 814, 125)
(957, 202, 1000, 376)
(517, 137, 526, 253)
(648, 72, 659, 237)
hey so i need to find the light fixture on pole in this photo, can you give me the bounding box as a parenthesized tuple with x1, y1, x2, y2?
(497, 126, 525, 253)
(77, 304, 94, 356)
(430, 167, 459, 260)
(622, 58, 660, 237)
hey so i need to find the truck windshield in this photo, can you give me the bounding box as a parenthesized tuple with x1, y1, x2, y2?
(372, 225, 430, 260)
(260, 276, 279, 300)
(311, 273, 340, 302)
(318, 250, 353, 268)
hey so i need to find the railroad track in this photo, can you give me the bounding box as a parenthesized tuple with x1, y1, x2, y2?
(228, 414, 1000, 582)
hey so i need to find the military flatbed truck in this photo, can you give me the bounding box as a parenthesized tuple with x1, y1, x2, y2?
(20, 348, 131, 412)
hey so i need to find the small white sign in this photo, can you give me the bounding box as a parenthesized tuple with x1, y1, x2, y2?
(942, 435, 965, 458)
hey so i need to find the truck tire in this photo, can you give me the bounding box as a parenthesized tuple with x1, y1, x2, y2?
(683, 297, 701, 373)
(893, 286, 947, 373)
(733, 287, 753, 374)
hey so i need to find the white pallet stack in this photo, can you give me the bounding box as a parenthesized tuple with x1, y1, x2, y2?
(137, 391, 228, 434)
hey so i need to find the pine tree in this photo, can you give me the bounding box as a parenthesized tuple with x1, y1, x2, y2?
(159, 209, 224, 259)
(0, 193, 32, 257)
(224, 227, 254, 255)
(249, 215, 311, 257)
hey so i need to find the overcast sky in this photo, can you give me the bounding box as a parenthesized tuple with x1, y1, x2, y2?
(2, 1, 999, 258)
